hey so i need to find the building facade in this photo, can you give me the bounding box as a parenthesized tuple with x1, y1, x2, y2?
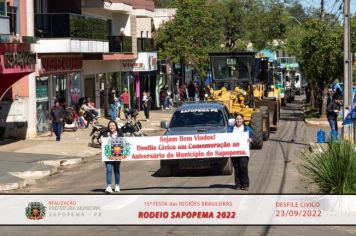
(0, 0, 157, 138)
(0, 0, 37, 139)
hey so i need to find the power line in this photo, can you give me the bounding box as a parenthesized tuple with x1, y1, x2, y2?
(327, 0, 339, 15)
(299, 0, 319, 9)
(335, 2, 344, 18)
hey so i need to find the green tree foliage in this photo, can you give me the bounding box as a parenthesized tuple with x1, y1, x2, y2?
(155, 0, 290, 77)
(285, 0, 308, 22)
(244, 1, 290, 50)
(155, 0, 224, 78)
(214, 0, 246, 51)
(352, 15, 356, 52)
(154, 0, 177, 8)
(286, 19, 343, 116)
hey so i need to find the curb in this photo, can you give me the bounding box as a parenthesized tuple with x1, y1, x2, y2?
(9, 167, 58, 180)
(309, 142, 328, 153)
(38, 158, 84, 167)
(305, 119, 343, 127)
(0, 155, 97, 192)
(0, 179, 27, 192)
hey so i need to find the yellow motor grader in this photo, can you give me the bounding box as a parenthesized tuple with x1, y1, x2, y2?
(207, 52, 280, 149)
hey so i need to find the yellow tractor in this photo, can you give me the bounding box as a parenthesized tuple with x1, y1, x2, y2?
(208, 52, 280, 149)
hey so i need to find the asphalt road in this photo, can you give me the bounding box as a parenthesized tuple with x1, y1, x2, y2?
(3, 96, 355, 236)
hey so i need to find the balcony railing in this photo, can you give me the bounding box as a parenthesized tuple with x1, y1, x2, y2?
(137, 37, 155, 52)
(108, 35, 132, 53)
(35, 13, 108, 40)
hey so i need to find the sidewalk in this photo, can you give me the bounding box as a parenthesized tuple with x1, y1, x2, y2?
(0, 109, 174, 191)
(305, 118, 343, 128)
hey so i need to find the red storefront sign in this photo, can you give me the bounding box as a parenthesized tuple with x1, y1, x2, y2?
(40, 55, 83, 73)
(0, 43, 36, 74)
(0, 43, 36, 100)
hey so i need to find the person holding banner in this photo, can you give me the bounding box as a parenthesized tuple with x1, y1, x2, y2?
(228, 113, 253, 191)
(100, 120, 123, 193)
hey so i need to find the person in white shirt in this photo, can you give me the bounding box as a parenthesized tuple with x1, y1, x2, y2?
(229, 113, 253, 191)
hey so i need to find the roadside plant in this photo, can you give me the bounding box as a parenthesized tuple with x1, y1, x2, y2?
(299, 140, 356, 194)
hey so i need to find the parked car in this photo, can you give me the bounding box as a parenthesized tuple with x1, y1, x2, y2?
(160, 102, 235, 176)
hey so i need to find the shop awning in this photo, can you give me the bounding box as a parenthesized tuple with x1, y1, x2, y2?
(0, 72, 32, 100)
(0, 43, 36, 100)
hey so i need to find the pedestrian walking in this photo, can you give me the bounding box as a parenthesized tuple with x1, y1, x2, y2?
(166, 88, 172, 109)
(109, 90, 118, 121)
(159, 88, 167, 110)
(100, 120, 124, 193)
(228, 113, 253, 191)
(49, 100, 65, 141)
(116, 97, 123, 120)
(187, 81, 196, 101)
(305, 83, 311, 104)
(142, 92, 152, 121)
(327, 95, 342, 140)
(120, 88, 130, 110)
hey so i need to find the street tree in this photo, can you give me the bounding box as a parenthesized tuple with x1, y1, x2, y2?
(154, 0, 224, 78)
(244, 0, 290, 50)
(154, 0, 177, 7)
(286, 19, 343, 117)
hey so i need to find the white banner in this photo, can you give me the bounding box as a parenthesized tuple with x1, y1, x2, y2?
(101, 133, 250, 161)
(121, 52, 157, 72)
(1, 195, 356, 225)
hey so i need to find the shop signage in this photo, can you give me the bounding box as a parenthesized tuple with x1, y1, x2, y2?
(41, 55, 83, 73)
(0, 51, 36, 74)
(121, 52, 157, 72)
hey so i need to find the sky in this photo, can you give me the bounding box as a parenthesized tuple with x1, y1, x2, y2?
(300, 0, 355, 16)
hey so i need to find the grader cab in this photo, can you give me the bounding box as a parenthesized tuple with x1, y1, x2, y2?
(208, 52, 280, 149)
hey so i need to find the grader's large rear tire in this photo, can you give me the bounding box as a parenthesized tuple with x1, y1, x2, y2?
(250, 111, 263, 149)
(260, 106, 270, 141)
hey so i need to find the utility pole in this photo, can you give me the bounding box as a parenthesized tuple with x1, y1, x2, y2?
(320, 0, 325, 19)
(343, 0, 353, 140)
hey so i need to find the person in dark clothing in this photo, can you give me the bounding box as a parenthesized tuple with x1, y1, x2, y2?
(142, 92, 152, 121)
(187, 81, 196, 101)
(327, 96, 342, 139)
(305, 83, 311, 103)
(228, 113, 253, 191)
(109, 90, 118, 121)
(159, 88, 165, 110)
(50, 100, 65, 141)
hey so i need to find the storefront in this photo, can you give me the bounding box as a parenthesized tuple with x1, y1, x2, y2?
(83, 59, 128, 117)
(0, 42, 36, 139)
(82, 53, 157, 117)
(120, 52, 157, 110)
(36, 54, 83, 133)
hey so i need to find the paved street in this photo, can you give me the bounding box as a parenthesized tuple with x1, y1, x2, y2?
(13, 98, 312, 194)
(3, 96, 356, 235)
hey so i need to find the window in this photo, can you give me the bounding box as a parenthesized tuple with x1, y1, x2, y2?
(170, 110, 225, 128)
(7, 5, 16, 35)
(0, 0, 6, 16)
(35, 0, 47, 14)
